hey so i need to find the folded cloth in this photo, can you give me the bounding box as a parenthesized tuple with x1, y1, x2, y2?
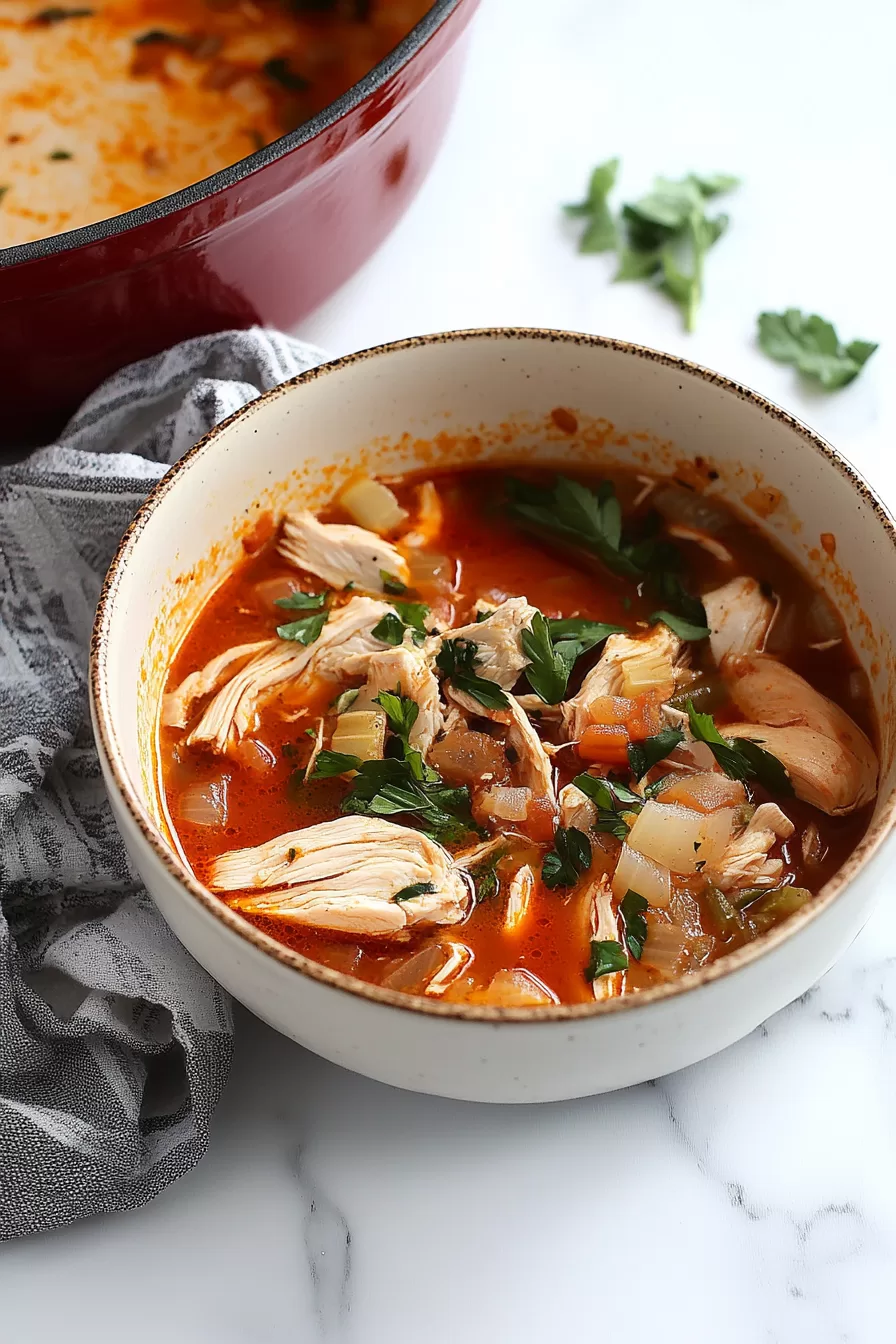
(0, 327, 327, 1240)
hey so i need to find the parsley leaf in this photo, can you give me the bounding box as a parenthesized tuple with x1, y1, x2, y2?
(275, 590, 327, 611)
(523, 612, 624, 705)
(506, 475, 639, 579)
(571, 772, 640, 839)
(276, 610, 329, 644)
(686, 701, 793, 795)
(757, 309, 878, 390)
(372, 601, 429, 647)
(380, 569, 408, 595)
(340, 756, 477, 843)
(374, 689, 419, 753)
(650, 609, 709, 641)
(542, 826, 592, 889)
(32, 6, 95, 20)
(436, 638, 509, 710)
(585, 939, 628, 982)
(627, 727, 685, 779)
(619, 889, 649, 960)
(393, 881, 437, 903)
(310, 749, 361, 778)
(564, 157, 619, 254)
(371, 612, 408, 646)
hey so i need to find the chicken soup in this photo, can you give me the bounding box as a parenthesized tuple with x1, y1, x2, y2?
(0, 0, 432, 247)
(157, 466, 877, 1007)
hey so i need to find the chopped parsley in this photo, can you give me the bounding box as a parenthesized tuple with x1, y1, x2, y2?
(522, 611, 623, 704)
(542, 826, 592, 889)
(650, 609, 709, 641)
(32, 6, 94, 22)
(339, 756, 477, 844)
(48, 149, 73, 161)
(393, 881, 437, 904)
(627, 727, 685, 780)
(263, 56, 310, 91)
(276, 609, 329, 644)
(275, 590, 327, 610)
(373, 689, 418, 753)
(757, 309, 878, 391)
(436, 637, 509, 711)
(309, 749, 360, 778)
(571, 773, 641, 840)
(371, 600, 429, 647)
(619, 889, 649, 960)
(585, 939, 628, 982)
(379, 569, 407, 595)
(686, 700, 793, 796)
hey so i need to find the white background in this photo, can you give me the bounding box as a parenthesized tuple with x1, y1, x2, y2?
(3, 2, 896, 1341)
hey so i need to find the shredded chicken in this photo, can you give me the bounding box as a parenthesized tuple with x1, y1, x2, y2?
(449, 688, 557, 809)
(589, 875, 624, 1001)
(558, 782, 597, 831)
(305, 718, 325, 780)
(362, 642, 444, 757)
(187, 596, 391, 754)
(723, 653, 878, 815)
(209, 816, 470, 935)
(444, 597, 537, 690)
(425, 942, 473, 996)
(279, 510, 410, 593)
(504, 864, 535, 933)
(706, 802, 795, 892)
(561, 623, 683, 739)
(401, 480, 443, 549)
(704, 576, 775, 665)
(162, 640, 274, 730)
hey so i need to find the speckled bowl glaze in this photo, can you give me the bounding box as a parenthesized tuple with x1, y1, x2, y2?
(90, 328, 896, 1103)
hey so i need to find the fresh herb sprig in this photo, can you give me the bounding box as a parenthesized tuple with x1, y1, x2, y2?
(542, 826, 592, 889)
(564, 157, 619, 253)
(436, 638, 509, 711)
(570, 773, 642, 840)
(757, 309, 878, 391)
(522, 611, 623, 704)
(686, 701, 793, 796)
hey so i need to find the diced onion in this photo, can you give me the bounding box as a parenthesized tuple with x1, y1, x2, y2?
(653, 486, 731, 535)
(177, 778, 228, 828)
(621, 653, 674, 698)
(805, 591, 843, 645)
(254, 575, 303, 610)
(640, 914, 689, 975)
(429, 729, 509, 786)
(330, 709, 386, 762)
(339, 477, 408, 535)
(406, 550, 454, 592)
(612, 843, 672, 908)
(627, 800, 736, 874)
(470, 968, 559, 1007)
(382, 944, 452, 994)
(658, 771, 747, 814)
(480, 785, 531, 822)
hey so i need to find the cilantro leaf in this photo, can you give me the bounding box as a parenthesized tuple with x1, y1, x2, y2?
(564, 157, 619, 254)
(393, 881, 437, 903)
(650, 609, 709, 641)
(310, 749, 361, 779)
(571, 772, 640, 839)
(276, 610, 329, 644)
(627, 727, 685, 780)
(585, 939, 628, 982)
(757, 309, 878, 390)
(380, 569, 408, 595)
(619, 889, 649, 960)
(436, 637, 509, 711)
(542, 826, 592, 889)
(686, 701, 794, 795)
(274, 590, 327, 611)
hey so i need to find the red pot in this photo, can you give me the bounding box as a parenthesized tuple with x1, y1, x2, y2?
(0, 0, 478, 446)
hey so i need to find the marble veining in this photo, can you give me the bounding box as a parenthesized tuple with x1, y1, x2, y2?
(293, 1146, 353, 1339)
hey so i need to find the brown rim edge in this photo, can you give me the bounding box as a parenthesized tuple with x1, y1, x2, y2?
(90, 326, 896, 1024)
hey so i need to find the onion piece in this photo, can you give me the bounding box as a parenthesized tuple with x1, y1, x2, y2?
(805, 591, 843, 645)
(627, 799, 736, 874)
(254, 575, 305, 611)
(338, 476, 408, 535)
(658, 771, 747, 814)
(406, 550, 454, 592)
(429, 729, 510, 786)
(640, 914, 689, 975)
(330, 709, 386, 762)
(480, 785, 531, 822)
(612, 843, 672, 908)
(382, 943, 452, 995)
(177, 778, 229, 828)
(653, 485, 731, 535)
(469, 968, 559, 1007)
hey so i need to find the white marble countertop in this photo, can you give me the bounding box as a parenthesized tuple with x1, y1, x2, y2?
(4, 1, 896, 1339)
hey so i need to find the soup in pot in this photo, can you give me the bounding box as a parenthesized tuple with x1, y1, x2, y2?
(157, 463, 878, 1007)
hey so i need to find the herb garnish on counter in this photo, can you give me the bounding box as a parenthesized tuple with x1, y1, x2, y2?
(757, 309, 878, 390)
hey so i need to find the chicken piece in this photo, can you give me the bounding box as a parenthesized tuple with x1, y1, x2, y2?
(504, 864, 535, 933)
(449, 688, 557, 808)
(558, 782, 597, 831)
(706, 802, 795, 893)
(162, 640, 275, 730)
(443, 597, 538, 690)
(561, 624, 683, 740)
(279, 510, 410, 593)
(187, 597, 391, 754)
(362, 643, 444, 757)
(589, 874, 624, 1002)
(704, 576, 775, 665)
(209, 816, 470, 935)
(401, 480, 443, 549)
(722, 652, 877, 815)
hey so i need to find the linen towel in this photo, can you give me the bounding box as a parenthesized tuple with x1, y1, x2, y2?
(0, 327, 326, 1239)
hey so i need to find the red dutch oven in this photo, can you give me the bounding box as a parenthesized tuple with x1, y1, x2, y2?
(0, 0, 478, 446)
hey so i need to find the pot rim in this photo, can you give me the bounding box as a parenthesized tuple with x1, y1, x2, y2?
(0, 0, 464, 270)
(90, 326, 896, 1024)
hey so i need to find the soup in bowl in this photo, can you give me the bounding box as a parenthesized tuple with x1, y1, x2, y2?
(90, 329, 896, 1102)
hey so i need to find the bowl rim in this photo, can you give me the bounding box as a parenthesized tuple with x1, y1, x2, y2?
(0, 0, 464, 269)
(90, 326, 896, 1023)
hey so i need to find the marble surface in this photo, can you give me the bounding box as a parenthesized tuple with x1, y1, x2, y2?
(3, 0, 896, 1339)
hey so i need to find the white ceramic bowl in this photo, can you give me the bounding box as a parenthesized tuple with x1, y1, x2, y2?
(90, 329, 896, 1103)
